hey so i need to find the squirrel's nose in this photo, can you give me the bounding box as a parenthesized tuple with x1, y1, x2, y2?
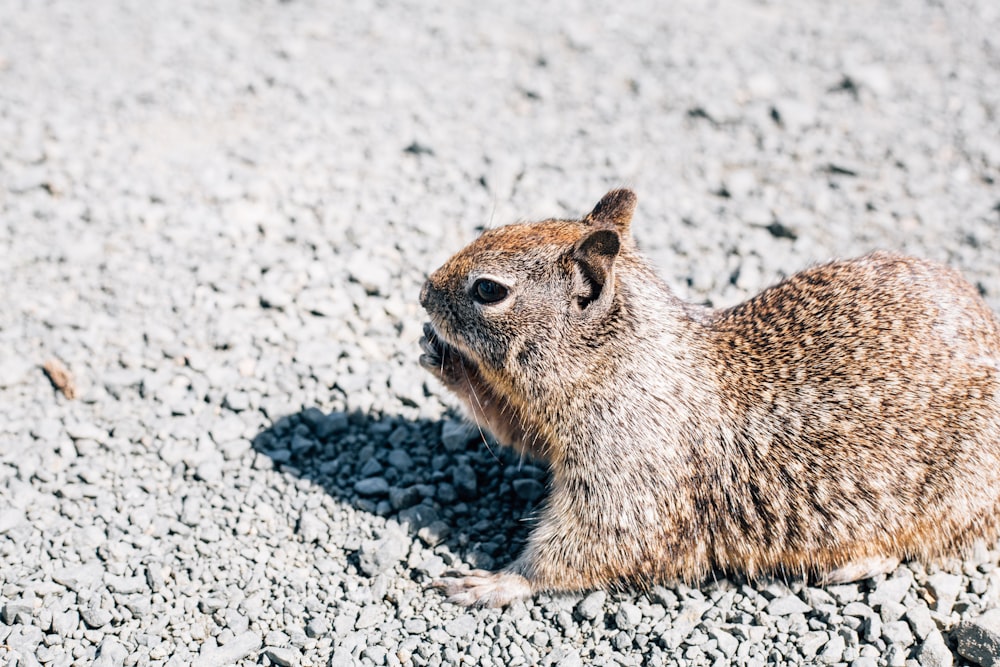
(419, 280, 431, 308)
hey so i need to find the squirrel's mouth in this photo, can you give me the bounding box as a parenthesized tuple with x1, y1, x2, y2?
(424, 319, 460, 355)
(422, 319, 474, 362)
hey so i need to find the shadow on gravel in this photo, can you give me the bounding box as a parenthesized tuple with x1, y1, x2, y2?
(251, 408, 544, 581)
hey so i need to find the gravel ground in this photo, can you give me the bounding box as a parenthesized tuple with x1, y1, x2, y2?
(2, 1, 999, 666)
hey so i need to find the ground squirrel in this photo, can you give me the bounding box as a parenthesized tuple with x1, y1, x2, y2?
(418, 189, 1000, 607)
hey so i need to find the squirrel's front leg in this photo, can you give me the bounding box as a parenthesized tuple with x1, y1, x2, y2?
(433, 486, 632, 607)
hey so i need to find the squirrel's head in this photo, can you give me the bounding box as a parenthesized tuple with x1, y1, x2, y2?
(420, 189, 637, 384)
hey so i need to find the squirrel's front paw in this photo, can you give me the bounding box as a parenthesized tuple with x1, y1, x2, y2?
(419, 323, 466, 386)
(432, 570, 533, 608)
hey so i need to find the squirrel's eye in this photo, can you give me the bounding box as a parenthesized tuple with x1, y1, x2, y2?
(472, 278, 508, 304)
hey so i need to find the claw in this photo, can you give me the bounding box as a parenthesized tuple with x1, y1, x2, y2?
(431, 570, 533, 608)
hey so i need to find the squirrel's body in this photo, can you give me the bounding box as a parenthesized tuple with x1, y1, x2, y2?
(419, 190, 1000, 606)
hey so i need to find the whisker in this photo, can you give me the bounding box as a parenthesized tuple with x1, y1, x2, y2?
(458, 357, 501, 463)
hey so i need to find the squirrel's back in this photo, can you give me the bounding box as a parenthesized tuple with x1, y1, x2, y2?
(700, 251, 1000, 577)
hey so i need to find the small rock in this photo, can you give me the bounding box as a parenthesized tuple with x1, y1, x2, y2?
(305, 617, 329, 638)
(2, 600, 32, 624)
(66, 422, 106, 443)
(552, 649, 583, 667)
(416, 520, 451, 547)
(882, 620, 914, 647)
(576, 591, 606, 621)
(199, 598, 227, 614)
(452, 464, 477, 499)
(826, 584, 861, 604)
(346, 255, 391, 295)
(441, 420, 475, 451)
(818, 633, 846, 664)
(843, 601, 876, 618)
(297, 511, 327, 542)
(398, 504, 440, 531)
(0, 507, 25, 533)
(264, 646, 300, 667)
(767, 595, 811, 616)
(52, 562, 104, 591)
(800, 631, 830, 657)
(358, 458, 383, 477)
(710, 628, 739, 657)
(905, 603, 937, 640)
(387, 449, 413, 471)
(222, 391, 250, 412)
(357, 533, 408, 576)
(93, 637, 128, 667)
(615, 603, 642, 631)
(445, 614, 477, 638)
(415, 555, 446, 579)
(913, 629, 953, 667)
(354, 477, 390, 496)
(51, 610, 79, 636)
(81, 607, 113, 628)
(194, 631, 262, 667)
(105, 574, 146, 595)
(389, 486, 422, 511)
(926, 573, 962, 616)
(955, 608, 1000, 667)
(512, 478, 545, 501)
(315, 413, 349, 440)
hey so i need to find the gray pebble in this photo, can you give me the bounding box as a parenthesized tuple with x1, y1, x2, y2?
(926, 573, 963, 616)
(817, 632, 846, 664)
(305, 617, 329, 638)
(354, 477, 390, 496)
(93, 638, 128, 667)
(264, 646, 301, 667)
(387, 449, 414, 471)
(767, 594, 811, 616)
(904, 603, 937, 640)
(315, 413, 349, 440)
(445, 614, 478, 638)
(882, 620, 915, 647)
(2, 600, 32, 625)
(0, 507, 25, 533)
(81, 607, 113, 628)
(576, 591, 606, 621)
(52, 562, 104, 591)
(105, 574, 146, 595)
(415, 555, 446, 579)
(51, 610, 79, 636)
(849, 657, 878, 667)
(512, 478, 546, 501)
(955, 608, 1000, 667)
(441, 420, 476, 451)
(615, 603, 642, 631)
(417, 521, 451, 547)
(552, 648, 584, 667)
(357, 534, 408, 576)
(297, 511, 327, 542)
(800, 631, 829, 657)
(388, 485, 422, 511)
(913, 629, 953, 667)
(710, 628, 739, 657)
(452, 464, 477, 499)
(194, 631, 262, 667)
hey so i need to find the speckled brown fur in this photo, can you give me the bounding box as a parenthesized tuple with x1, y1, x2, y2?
(419, 189, 1000, 607)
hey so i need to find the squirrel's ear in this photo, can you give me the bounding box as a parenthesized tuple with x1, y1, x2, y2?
(572, 228, 620, 310)
(584, 189, 637, 236)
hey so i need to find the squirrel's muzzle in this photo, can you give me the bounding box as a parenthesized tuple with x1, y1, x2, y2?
(419, 280, 432, 309)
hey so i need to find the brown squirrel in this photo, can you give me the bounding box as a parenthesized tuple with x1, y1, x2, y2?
(418, 189, 1000, 607)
